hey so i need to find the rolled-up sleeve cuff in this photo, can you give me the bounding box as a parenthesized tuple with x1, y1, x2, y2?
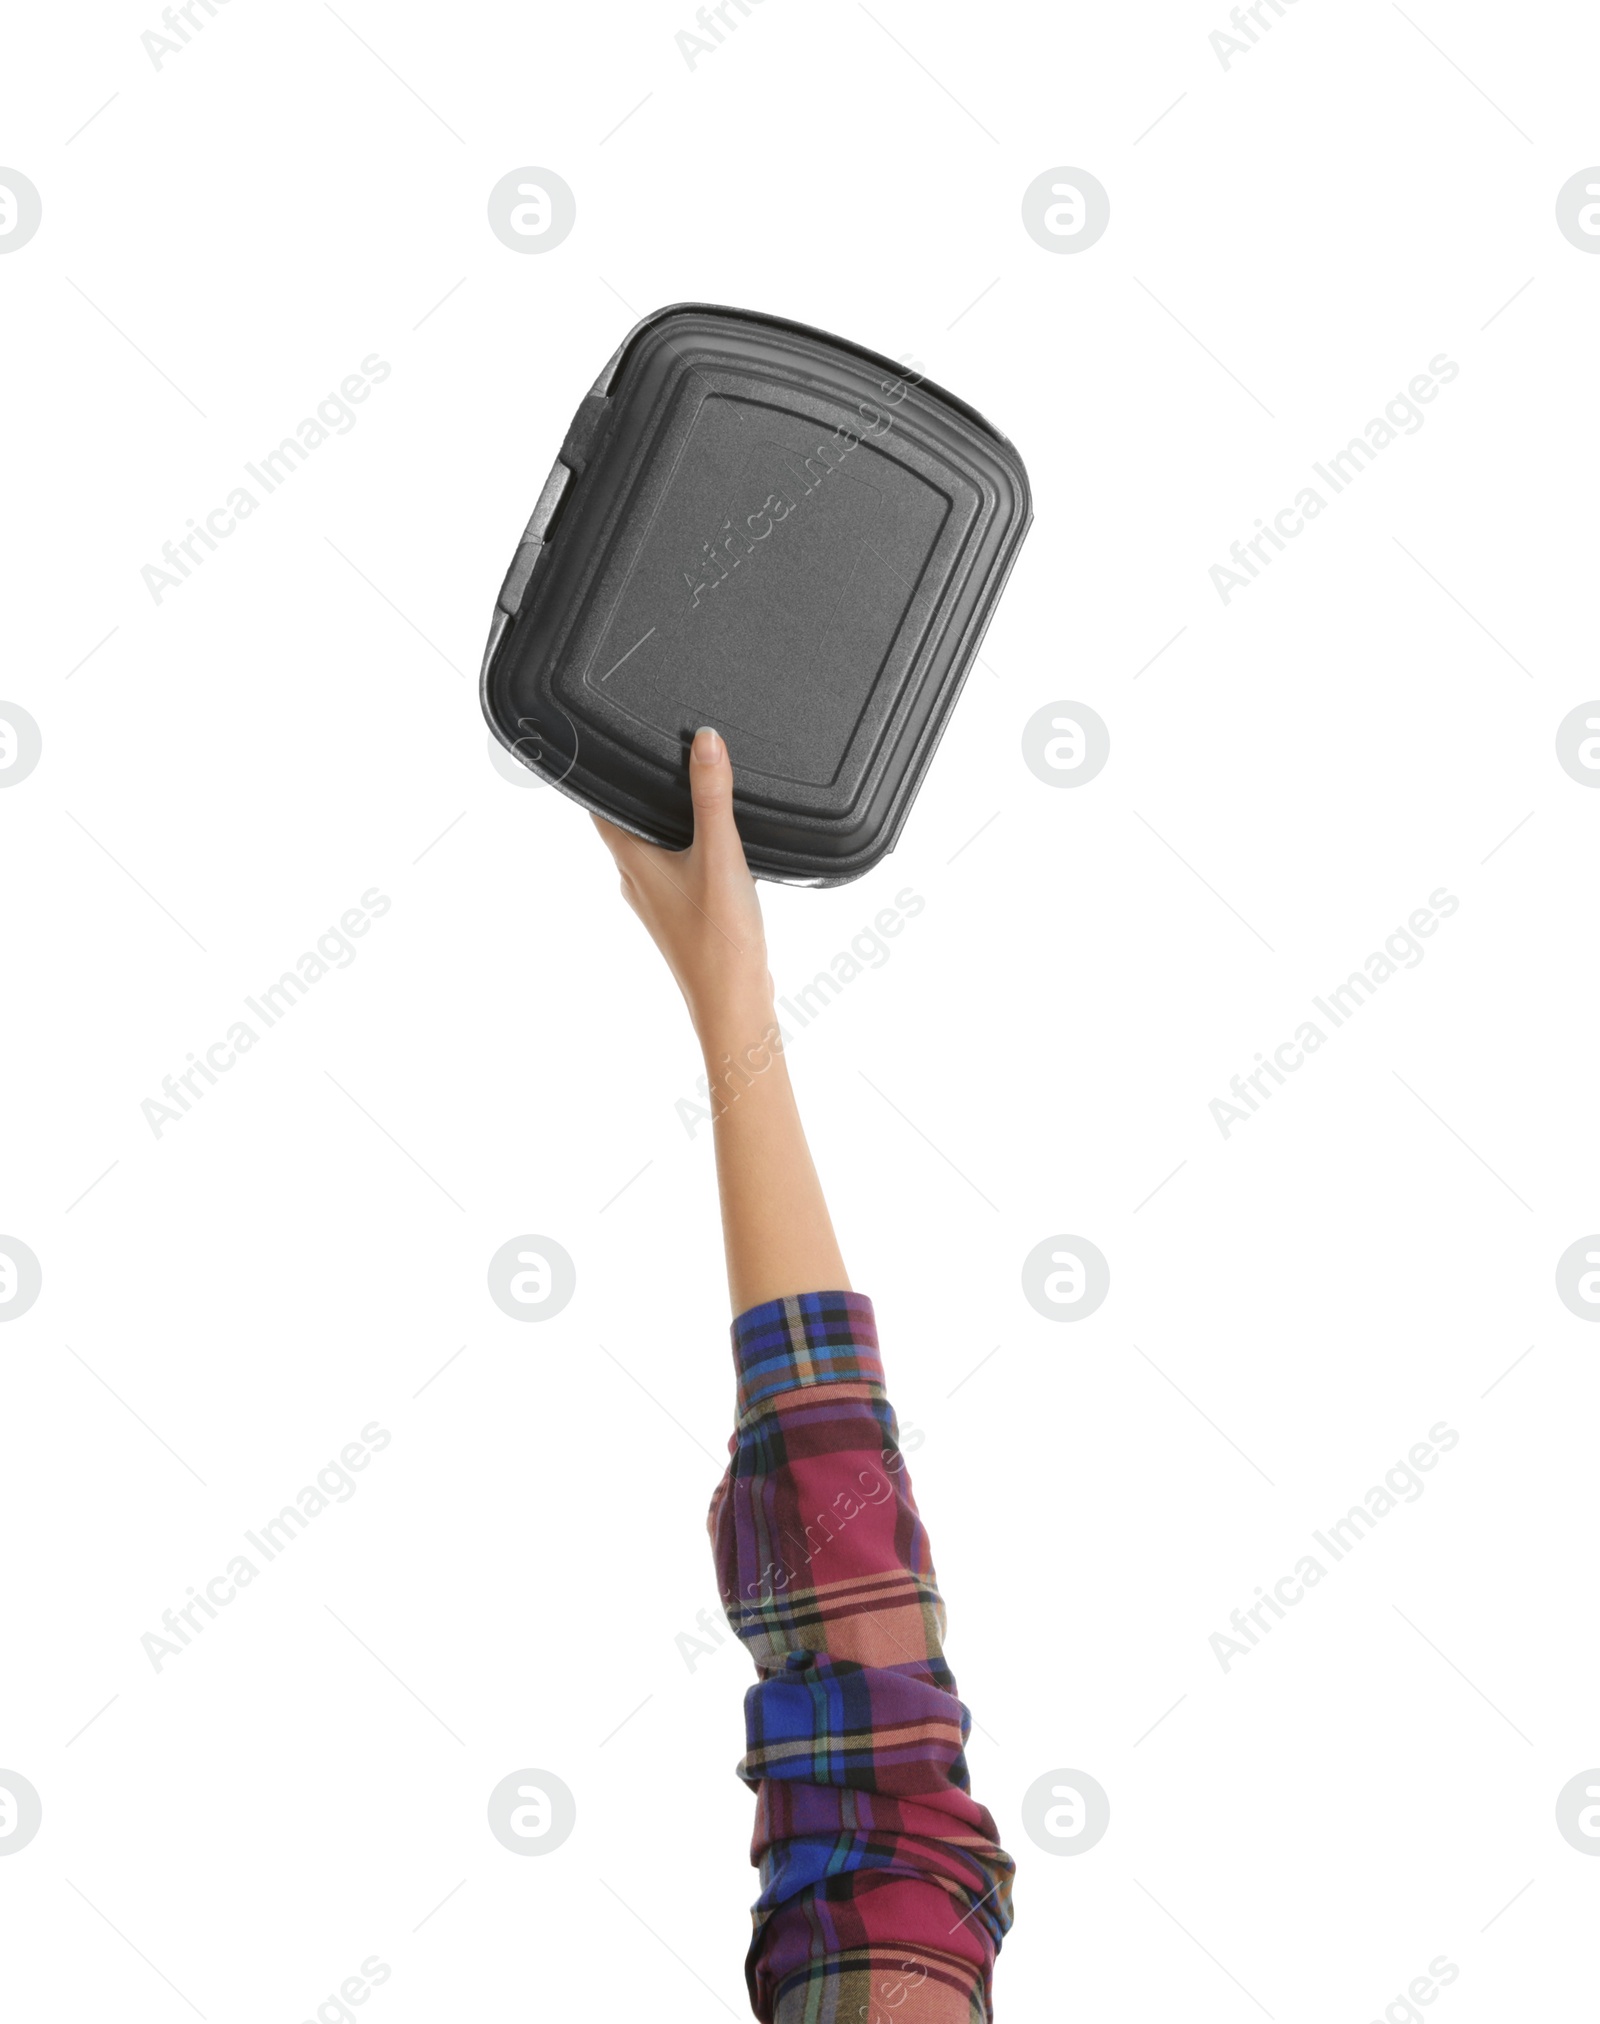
(730, 1290, 882, 1422)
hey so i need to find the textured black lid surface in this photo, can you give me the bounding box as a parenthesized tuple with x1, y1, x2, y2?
(481, 304, 1031, 884)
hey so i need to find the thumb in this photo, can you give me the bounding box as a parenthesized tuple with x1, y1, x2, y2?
(688, 725, 739, 855)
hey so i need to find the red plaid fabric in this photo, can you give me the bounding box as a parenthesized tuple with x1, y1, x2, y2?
(709, 1291, 1014, 2021)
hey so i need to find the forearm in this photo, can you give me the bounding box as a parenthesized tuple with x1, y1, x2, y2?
(698, 1000, 849, 1316)
(592, 725, 846, 1311)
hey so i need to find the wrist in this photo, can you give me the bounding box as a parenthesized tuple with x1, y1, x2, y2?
(697, 1002, 787, 1095)
(694, 977, 777, 1047)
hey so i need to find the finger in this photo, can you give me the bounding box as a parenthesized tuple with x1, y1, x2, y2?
(687, 725, 742, 862)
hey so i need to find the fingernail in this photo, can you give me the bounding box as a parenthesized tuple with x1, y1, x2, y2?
(693, 726, 722, 760)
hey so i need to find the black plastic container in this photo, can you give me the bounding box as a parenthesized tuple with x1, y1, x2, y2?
(480, 303, 1031, 885)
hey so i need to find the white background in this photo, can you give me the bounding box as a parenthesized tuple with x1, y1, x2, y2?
(2, 1, 1598, 2018)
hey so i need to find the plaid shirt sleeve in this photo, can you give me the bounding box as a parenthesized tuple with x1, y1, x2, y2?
(708, 1291, 1014, 2023)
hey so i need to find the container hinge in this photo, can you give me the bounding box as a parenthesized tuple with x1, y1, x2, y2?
(560, 392, 611, 474)
(496, 457, 573, 620)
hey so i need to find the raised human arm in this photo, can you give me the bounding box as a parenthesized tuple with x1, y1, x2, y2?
(594, 732, 1013, 2021)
